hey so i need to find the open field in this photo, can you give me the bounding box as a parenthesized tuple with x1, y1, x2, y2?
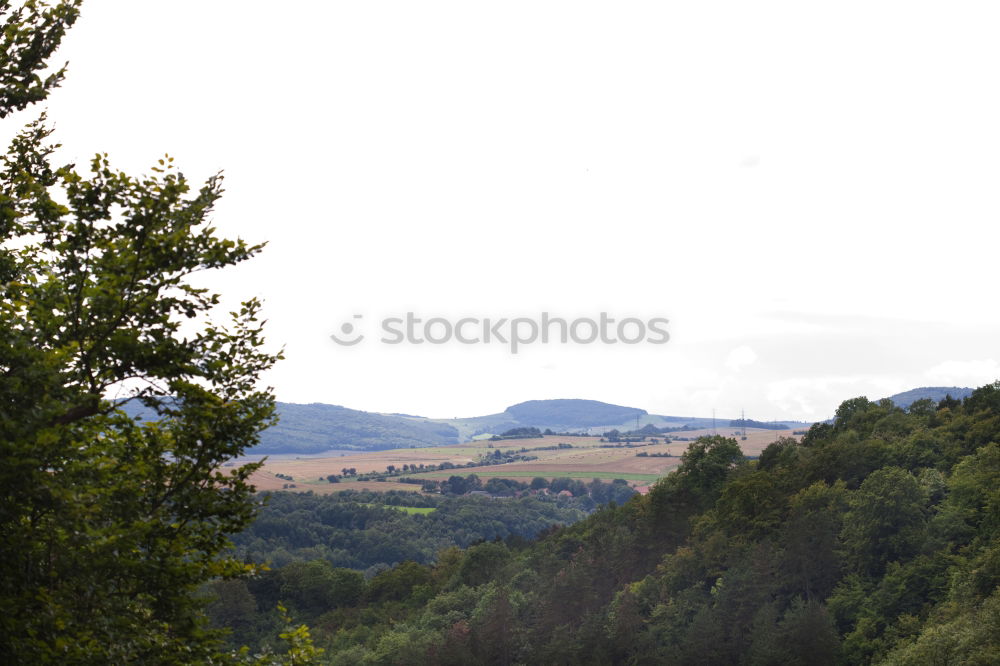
(671, 427, 798, 456)
(244, 429, 801, 494)
(386, 506, 437, 515)
(246, 475, 424, 494)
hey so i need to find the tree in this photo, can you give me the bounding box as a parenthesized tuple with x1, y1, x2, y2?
(473, 584, 518, 665)
(0, 0, 81, 118)
(0, 3, 282, 661)
(674, 435, 745, 508)
(456, 541, 511, 587)
(205, 579, 260, 650)
(773, 599, 840, 665)
(280, 561, 364, 614)
(842, 468, 927, 576)
(365, 560, 432, 604)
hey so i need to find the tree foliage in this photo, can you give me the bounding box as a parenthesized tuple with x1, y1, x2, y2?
(0, 2, 283, 661)
(0, 0, 81, 118)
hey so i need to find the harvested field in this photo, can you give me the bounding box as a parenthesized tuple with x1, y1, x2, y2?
(247, 470, 424, 494)
(244, 429, 800, 494)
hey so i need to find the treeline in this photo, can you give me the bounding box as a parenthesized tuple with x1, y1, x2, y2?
(214, 383, 1000, 663)
(492, 427, 596, 439)
(602, 424, 683, 443)
(428, 474, 637, 502)
(729, 418, 790, 430)
(490, 426, 543, 440)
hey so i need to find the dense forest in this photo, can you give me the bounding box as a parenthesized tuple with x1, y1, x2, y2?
(230, 486, 634, 572)
(209, 484, 635, 652)
(211, 385, 1000, 664)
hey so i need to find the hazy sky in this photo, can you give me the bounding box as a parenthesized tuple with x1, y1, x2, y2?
(14, 1, 1000, 421)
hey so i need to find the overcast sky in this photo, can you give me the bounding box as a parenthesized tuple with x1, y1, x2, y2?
(16, 1, 1000, 421)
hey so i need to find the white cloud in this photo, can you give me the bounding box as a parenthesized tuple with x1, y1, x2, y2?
(26, 2, 1000, 421)
(725, 345, 758, 372)
(765, 375, 903, 421)
(925, 360, 1000, 386)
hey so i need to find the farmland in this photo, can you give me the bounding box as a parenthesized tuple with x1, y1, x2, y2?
(244, 427, 800, 494)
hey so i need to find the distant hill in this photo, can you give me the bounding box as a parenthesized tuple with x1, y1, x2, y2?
(120, 397, 806, 454)
(438, 400, 807, 442)
(258, 403, 460, 453)
(120, 401, 460, 454)
(883, 386, 974, 409)
(503, 399, 647, 428)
